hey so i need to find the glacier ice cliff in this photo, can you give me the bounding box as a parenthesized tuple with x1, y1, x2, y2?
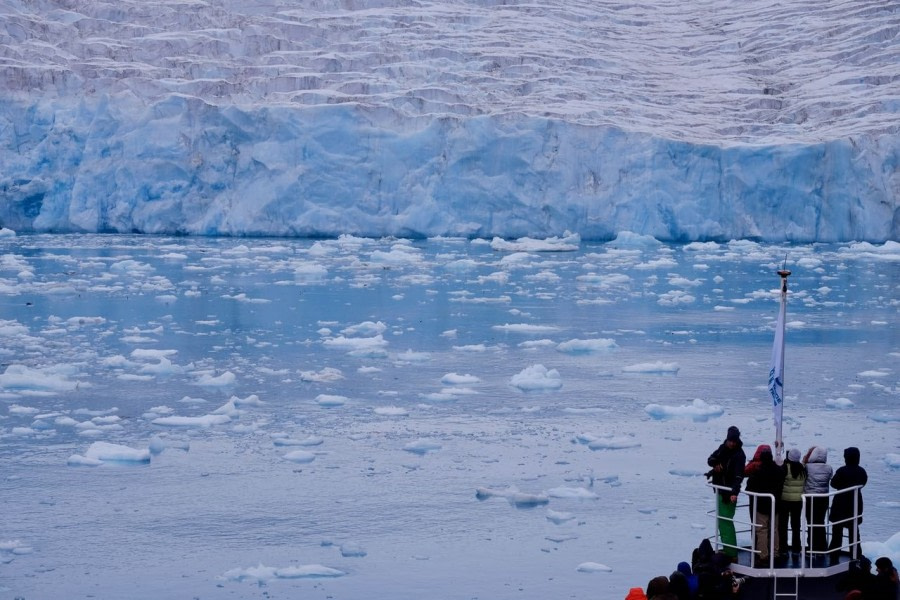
(0, 0, 898, 242)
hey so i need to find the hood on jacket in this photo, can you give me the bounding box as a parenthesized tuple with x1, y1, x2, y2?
(677, 561, 692, 577)
(843, 446, 860, 466)
(751, 444, 772, 462)
(806, 446, 828, 464)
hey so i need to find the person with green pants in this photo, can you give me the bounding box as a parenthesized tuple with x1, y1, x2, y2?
(707, 426, 747, 558)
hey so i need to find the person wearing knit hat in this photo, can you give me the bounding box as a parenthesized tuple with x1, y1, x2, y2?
(778, 447, 807, 555)
(707, 425, 746, 559)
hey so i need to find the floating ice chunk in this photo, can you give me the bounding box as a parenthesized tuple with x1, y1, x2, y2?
(420, 392, 457, 402)
(490, 232, 580, 252)
(8, 404, 39, 415)
(669, 469, 705, 477)
(511, 364, 562, 391)
(293, 262, 329, 283)
(508, 492, 550, 508)
(222, 293, 270, 304)
(519, 339, 557, 349)
(273, 436, 324, 447)
(825, 397, 854, 409)
(885, 454, 900, 469)
(192, 371, 236, 388)
(83, 441, 150, 463)
(453, 344, 487, 352)
(556, 338, 617, 355)
(110, 259, 153, 274)
(148, 435, 190, 454)
(476, 486, 549, 508)
(657, 290, 696, 305)
(869, 413, 900, 423)
(684, 241, 720, 251)
(577, 562, 613, 573)
(223, 564, 278, 583)
(395, 349, 431, 363)
(152, 414, 232, 428)
(232, 394, 263, 407)
(274, 565, 346, 579)
(299, 367, 344, 382)
(0, 320, 29, 336)
(0, 227, 15, 237)
(858, 369, 890, 378)
(67, 455, 104, 467)
(493, 323, 561, 334)
(577, 434, 641, 450)
(341, 321, 387, 336)
(139, 357, 185, 377)
(323, 335, 388, 352)
(546, 509, 575, 524)
(403, 439, 442, 455)
(443, 258, 480, 273)
(645, 398, 723, 422)
(440, 372, 481, 385)
(283, 450, 316, 463)
(547, 487, 598, 500)
(369, 246, 423, 265)
(622, 361, 680, 374)
(0, 364, 81, 393)
(374, 406, 408, 416)
(315, 394, 347, 407)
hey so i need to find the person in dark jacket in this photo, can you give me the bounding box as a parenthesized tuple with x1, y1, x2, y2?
(744, 445, 784, 565)
(707, 426, 746, 559)
(836, 556, 876, 598)
(828, 447, 868, 561)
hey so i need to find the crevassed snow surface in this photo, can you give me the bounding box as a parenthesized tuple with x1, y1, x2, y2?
(0, 0, 898, 241)
(1, 233, 899, 599)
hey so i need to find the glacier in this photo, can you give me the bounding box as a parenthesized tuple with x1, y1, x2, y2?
(0, 0, 898, 241)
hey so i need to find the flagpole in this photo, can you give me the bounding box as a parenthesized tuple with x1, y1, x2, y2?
(769, 268, 790, 464)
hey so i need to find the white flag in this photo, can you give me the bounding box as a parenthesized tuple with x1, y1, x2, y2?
(768, 282, 787, 458)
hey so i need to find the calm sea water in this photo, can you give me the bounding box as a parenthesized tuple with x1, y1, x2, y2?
(1, 234, 897, 599)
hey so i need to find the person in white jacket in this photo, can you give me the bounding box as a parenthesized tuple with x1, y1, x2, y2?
(802, 446, 833, 554)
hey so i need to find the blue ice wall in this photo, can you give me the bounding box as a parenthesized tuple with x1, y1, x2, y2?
(1, 96, 896, 242)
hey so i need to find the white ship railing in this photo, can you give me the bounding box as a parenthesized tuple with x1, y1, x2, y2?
(707, 483, 863, 574)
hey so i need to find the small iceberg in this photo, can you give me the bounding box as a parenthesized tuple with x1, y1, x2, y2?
(283, 450, 316, 464)
(644, 398, 723, 422)
(622, 361, 680, 374)
(510, 364, 562, 391)
(403, 439, 442, 455)
(577, 562, 613, 573)
(68, 441, 151, 465)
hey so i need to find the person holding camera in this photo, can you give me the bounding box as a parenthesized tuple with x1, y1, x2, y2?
(707, 426, 747, 560)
